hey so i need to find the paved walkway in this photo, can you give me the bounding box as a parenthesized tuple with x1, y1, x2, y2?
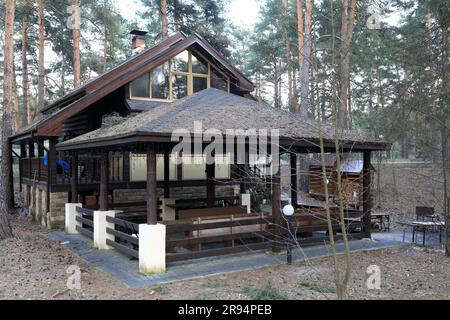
(49, 231, 404, 288)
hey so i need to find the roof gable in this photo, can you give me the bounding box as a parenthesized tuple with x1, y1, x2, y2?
(13, 32, 254, 140)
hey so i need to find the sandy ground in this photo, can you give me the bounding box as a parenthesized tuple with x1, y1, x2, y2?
(1, 214, 450, 300)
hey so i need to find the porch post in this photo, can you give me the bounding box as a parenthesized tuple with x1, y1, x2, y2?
(146, 143, 157, 225)
(99, 152, 109, 211)
(163, 144, 170, 198)
(271, 147, 282, 252)
(363, 151, 373, 238)
(290, 152, 298, 207)
(140, 142, 166, 275)
(206, 162, 215, 208)
(47, 139, 57, 213)
(8, 140, 14, 208)
(71, 152, 78, 203)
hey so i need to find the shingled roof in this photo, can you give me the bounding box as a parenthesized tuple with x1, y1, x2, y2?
(57, 89, 390, 151)
(11, 32, 254, 142)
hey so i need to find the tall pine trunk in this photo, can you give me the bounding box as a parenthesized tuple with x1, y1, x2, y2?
(37, 0, 45, 111)
(22, 0, 31, 126)
(338, 0, 357, 129)
(72, 0, 81, 88)
(300, 0, 313, 118)
(0, 0, 15, 240)
(297, 0, 304, 114)
(161, 0, 168, 39)
(283, 0, 294, 112)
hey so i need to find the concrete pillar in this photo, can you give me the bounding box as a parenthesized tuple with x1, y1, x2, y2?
(139, 224, 166, 275)
(241, 193, 251, 214)
(65, 203, 82, 234)
(161, 198, 176, 221)
(36, 189, 42, 223)
(93, 210, 116, 250)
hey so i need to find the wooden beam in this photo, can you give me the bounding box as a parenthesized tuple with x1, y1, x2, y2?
(206, 162, 215, 208)
(47, 139, 57, 212)
(71, 152, 78, 203)
(8, 140, 14, 208)
(163, 145, 170, 198)
(290, 153, 298, 206)
(271, 149, 282, 252)
(99, 152, 109, 211)
(123, 151, 130, 182)
(146, 143, 158, 225)
(363, 151, 372, 238)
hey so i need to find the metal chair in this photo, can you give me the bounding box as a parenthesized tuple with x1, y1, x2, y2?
(416, 206, 437, 222)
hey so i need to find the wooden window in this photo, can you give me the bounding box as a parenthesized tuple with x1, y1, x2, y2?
(151, 63, 170, 100)
(129, 49, 230, 101)
(130, 73, 150, 98)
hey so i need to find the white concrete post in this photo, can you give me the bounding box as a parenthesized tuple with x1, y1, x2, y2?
(241, 193, 251, 214)
(65, 203, 82, 234)
(161, 198, 176, 221)
(139, 224, 166, 275)
(93, 211, 116, 250)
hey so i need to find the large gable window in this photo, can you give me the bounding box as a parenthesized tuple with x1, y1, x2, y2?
(129, 49, 230, 101)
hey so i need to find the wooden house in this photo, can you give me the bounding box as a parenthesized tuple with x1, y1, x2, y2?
(8, 32, 390, 270)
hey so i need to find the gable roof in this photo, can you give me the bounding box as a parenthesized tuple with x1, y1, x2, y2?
(11, 32, 254, 142)
(57, 88, 391, 151)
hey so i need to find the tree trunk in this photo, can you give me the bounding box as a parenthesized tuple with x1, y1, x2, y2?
(37, 0, 45, 111)
(22, 0, 31, 126)
(338, 0, 358, 129)
(102, 0, 109, 73)
(300, 0, 313, 118)
(283, 0, 293, 112)
(12, 66, 20, 133)
(0, 0, 15, 240)
(72, 0, 81, 88)
(161, 0, 169, 39)
(297, 0, 304, 114)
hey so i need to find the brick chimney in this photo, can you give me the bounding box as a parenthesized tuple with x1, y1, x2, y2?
(130, 30, 148, 55)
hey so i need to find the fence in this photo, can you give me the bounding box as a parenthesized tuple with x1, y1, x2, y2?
(105, 215, 139, 259)
(75, 206, 94, 239)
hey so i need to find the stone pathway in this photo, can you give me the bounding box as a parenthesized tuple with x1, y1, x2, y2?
(49, 231, 404, 288)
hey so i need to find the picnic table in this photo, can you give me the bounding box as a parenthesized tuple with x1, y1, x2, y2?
(399, 220, 446, 246)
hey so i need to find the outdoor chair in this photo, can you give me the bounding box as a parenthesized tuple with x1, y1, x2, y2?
(416, 206, 438, 222)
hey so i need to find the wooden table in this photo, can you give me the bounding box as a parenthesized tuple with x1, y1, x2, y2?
(399, 221, 445, 245)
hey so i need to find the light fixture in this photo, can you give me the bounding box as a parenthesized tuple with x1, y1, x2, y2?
(282, 204, 294, 217)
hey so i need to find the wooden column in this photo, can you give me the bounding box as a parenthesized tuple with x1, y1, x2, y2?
(8, 140, 14, 208)
(363, 151, 373, 238)
(47, 139, 57, 213)
(37, 141, 44, 181)
(71, 152, 78, 203)
(19, 144, 26, 191)
(271, 149, 282, 252)
(240, 145, 249, 193)
(290, 153, 298, 207)
(163, 145, 170, 198)
(206, 162, 215, 208)
(28, 141, 34, 179)
(123, 151, 130, 182)
(147, 144, 158, 225)
(99, 152, 109, 211)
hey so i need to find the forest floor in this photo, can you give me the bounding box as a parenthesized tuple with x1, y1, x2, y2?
(1, 214, 450, 300)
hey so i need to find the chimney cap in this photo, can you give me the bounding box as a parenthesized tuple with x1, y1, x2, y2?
(130, 30, 148, 37)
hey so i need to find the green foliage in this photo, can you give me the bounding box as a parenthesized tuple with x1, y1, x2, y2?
(298, 282, 337, 294)
(242, 280, 288, 300)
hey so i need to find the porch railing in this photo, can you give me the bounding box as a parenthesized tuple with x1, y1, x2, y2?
(75, 206, 94, 239)
(105, 216, 139, 259)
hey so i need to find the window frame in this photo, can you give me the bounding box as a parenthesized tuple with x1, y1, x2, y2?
(129, 49, 231, 101)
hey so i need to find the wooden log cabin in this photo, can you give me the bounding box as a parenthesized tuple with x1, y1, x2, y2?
(9, 31, 390, 265)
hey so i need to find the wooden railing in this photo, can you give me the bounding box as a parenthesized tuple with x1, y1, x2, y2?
(105, 216, 139, 259)
(75, 206, 94, 239)
(20, 157, 48, 181)
(164, 213, 274, 262)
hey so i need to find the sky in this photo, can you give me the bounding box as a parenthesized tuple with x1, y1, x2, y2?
(116, 0, 261, 30)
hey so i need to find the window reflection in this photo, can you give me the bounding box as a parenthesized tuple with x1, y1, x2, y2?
(151, 63, 169, 99)
(130, 73, 150, 97)
(172, 51, 189, 72)
(172, 74, 188, 99)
